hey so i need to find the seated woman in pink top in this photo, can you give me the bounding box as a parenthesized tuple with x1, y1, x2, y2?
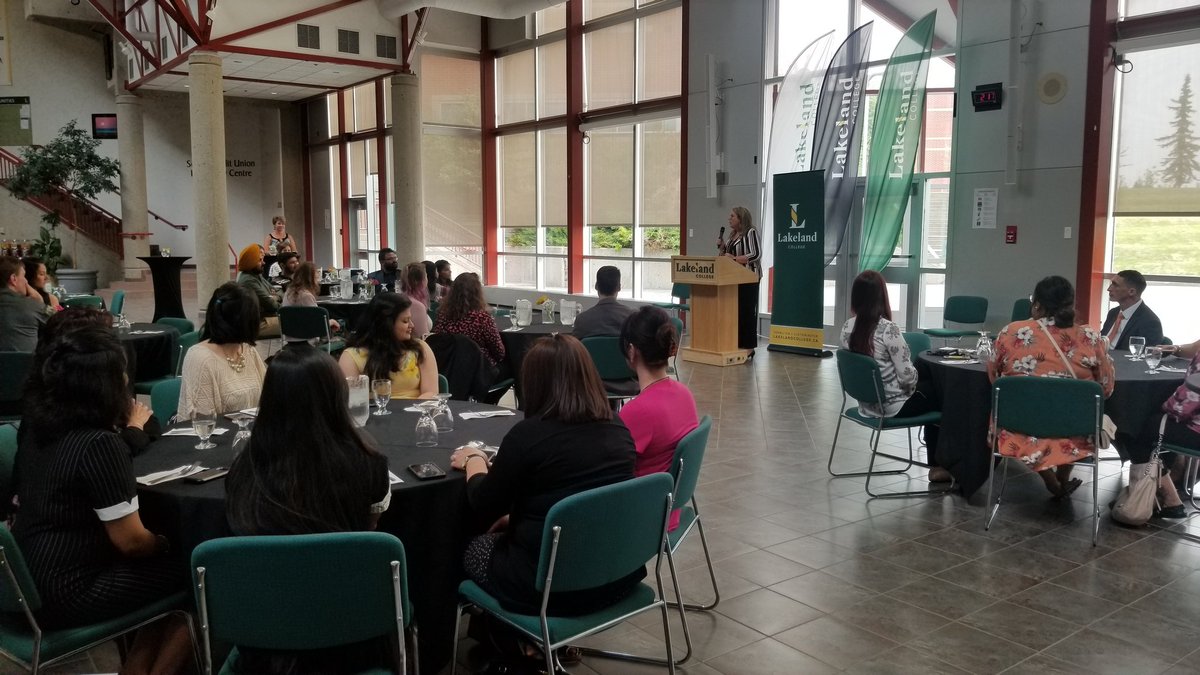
(618, 306, 698, 530)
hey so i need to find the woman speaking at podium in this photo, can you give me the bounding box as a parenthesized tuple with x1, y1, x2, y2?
(716, 206, 762, 352)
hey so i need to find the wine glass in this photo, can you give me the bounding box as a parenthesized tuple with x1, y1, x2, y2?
(231, 415, 253, 450)
(1128, 336, 1146, 360)
(432, 393, 454, 432)
(1145, 346, 1163, 375)
(191, 410, 217, 450)
(372, 379, 392, 416)
(415, 410, 439, 447)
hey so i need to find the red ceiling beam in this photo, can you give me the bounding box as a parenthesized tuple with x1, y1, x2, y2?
(125, 47, 195, 90)
(88, 0, 161, 67)
(157, 0, 202, 43)
(206, 0, 361, 47)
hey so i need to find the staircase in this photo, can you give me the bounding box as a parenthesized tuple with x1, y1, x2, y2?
(0, 148, 188, 258)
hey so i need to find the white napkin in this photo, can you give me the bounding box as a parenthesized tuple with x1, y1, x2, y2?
(459, 410, 517, 419)
(940, 359, 981, 366)
(502, 326, 525, 332)
(129, 329, 165, 335)
(389, 471, 404, 485)
(137, 465, 206, 485)
(1158, 365, 1188, 373)
(162, 427, 230, 437)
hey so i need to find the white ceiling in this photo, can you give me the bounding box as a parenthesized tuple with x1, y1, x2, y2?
(138, 53, 395, 101)
(868, 0, 960, 49)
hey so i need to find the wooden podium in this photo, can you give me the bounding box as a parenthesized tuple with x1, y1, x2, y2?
(671, 255, 759, 366)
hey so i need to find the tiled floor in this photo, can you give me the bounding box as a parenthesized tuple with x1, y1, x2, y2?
(26, 287, 1200, 674)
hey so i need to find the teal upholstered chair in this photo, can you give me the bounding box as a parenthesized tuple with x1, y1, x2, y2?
(668, 316, 684, 379)
(0, 425, 16, 516)
(827, 350, 950, 498)
(986, 376, 1103, 545)
(192, 532, 415, 675)
(150, 378, 183, 425)
(176, 331, 201, 376)
(0, 527, 197, 673)
(451, 473, 678, 675)
(0, 352, 33, 425)
(902, 331, 932, 365)
(278, 306, 345, 354)
(61, 295, 103, 310)
(1010, 298, 1033, 323)
(924, 295, 988, 340)
(438, 374, 450, 394)
(581, 336, 639, 404)
(653, 283, 691, 327)
(154, 317, 195, 335)
(107, 290, 125, 316)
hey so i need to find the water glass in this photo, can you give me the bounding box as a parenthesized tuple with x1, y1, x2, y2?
(514, 299, 533, 327)
(372, 379, 392, 415)
(541, 300, 556, 324)
(1145, 346, 1163, 374)
(415, 412, 438, 447)
(329, 284, 342, 300)
(346, 375, 370, 427)
(560, 300, 579, 327)
(191, 410, 217, 450)
(975, 332, 994, 363)
(433, 393, 454, 432)
(1129, 336, 1146, 359)
(231, 415, 253, 450)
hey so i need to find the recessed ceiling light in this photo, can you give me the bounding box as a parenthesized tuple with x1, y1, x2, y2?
(271, 92, 278, 95)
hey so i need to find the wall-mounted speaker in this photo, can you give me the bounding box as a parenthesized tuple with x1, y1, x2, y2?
(1038, 73, 1067, 105)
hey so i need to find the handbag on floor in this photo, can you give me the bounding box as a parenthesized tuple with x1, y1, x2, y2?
(1037, 322, 1118, 448)
(1111, 415, 1165, 527)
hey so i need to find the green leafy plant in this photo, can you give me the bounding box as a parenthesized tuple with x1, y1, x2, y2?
(6, 120, 120, 275)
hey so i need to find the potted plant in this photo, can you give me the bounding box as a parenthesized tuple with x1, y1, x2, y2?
(6, 120, 120, 292)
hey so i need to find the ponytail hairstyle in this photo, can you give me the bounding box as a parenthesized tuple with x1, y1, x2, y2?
(620, 306, 678, 369)
(1032, 275, 1076, 328)
(847, 270, 891, 356)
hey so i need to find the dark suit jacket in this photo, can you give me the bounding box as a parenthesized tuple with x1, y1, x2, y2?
(1101, 302, 1164, 350)
(571, 297, 634, 339)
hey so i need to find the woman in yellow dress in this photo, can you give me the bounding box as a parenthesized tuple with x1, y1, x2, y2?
(338, 293, 438, 399)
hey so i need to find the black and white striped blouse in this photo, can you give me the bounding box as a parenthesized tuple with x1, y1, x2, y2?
(725, 227, 762, 277)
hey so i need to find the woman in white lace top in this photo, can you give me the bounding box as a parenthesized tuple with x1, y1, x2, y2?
(178, 283, 267, 419)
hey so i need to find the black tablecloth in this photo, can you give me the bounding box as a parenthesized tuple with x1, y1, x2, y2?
(921, 351, 1186, 498)
(317, 298, 370, 334)
(136, 256, 189, 322)
(131, 400, 522, 674)
(494, 313, 569, 404)
(118, 323, 179, 381)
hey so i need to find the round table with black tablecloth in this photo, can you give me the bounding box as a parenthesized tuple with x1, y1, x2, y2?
(919, 351, 1186, 498)
(317, 298, 371, 335)
(136, 256, 189, 321)
(117, 323, 180, 381)
(493, 312, 570, 402)
(131, 400, 520, 674)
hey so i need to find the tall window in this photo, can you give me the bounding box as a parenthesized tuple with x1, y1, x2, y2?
(490, 0, 684, 299)
(1108, 39, 1200, 340)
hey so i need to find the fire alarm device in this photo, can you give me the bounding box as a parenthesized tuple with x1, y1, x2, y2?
(1005, 226, 1017, 244)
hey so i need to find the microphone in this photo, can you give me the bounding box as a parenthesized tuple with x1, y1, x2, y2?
(717, 226, 725, 250)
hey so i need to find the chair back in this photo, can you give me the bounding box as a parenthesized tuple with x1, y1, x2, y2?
(0, 425, 17, 514)
(672, 283, 691, 302)
(1010, 298, 1032, 322)
(0, 526, 42, 613)
(835, 349, 885, 404)
(0, 352, 34, 406)
(177, 331, 201, 376)
(279, 306, 331, 341)
(902, 332, 931, 362)
(943, 295, 988, 325)
(425, 332, 492, 401)
(192, 532, 411, 650)
(108, 290, 126, 316)
(670, 316, 684, 340)
(671, 416, 711, 508)
(581, 336, 636, 381)
(535, 473, 673, 593)
(438, 374, 450, 394)
(62, 295, 103, 309)
(992, 376, 1103, 439)
(150, 378, 183, 423)
(155, 317, 196, 334)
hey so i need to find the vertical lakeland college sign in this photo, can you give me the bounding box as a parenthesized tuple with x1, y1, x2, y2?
(768, 170, 826, 355)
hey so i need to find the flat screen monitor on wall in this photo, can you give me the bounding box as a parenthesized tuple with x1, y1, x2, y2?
(91, 113, 117, 139)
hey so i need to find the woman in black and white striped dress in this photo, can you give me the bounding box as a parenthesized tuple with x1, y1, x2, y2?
(717, 206, 762, 351)
(13, 326, 194, 670)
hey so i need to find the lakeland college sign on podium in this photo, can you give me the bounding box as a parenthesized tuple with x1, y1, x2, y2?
(670, 255, 758, 366)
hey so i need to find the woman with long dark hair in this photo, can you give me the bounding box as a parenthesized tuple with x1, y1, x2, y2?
(989, 275, 1116, 498)
(339, 292, 438, 398)
(179, 282, 267, 418)
(716, 206, 762, 351)
(14, 327, 194, 671)
(433, 272, 506, 367)
(840, 271, 948, 481)
(21, 256, 61, 312)
(449, 334, 638, 616)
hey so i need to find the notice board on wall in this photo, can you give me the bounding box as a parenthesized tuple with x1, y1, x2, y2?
(0, 96, 31, 145)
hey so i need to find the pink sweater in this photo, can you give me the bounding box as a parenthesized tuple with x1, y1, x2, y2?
(619, 378, 698, 530)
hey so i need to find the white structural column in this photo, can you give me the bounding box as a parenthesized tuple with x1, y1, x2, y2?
(390, 72, 423, 264)
(188, 51, 230, 308)
(259, 107, 285, 234)
(115, 93, 150, 280)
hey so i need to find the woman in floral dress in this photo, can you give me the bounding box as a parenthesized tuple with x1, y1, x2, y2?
(988, 276, 1115, 498)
